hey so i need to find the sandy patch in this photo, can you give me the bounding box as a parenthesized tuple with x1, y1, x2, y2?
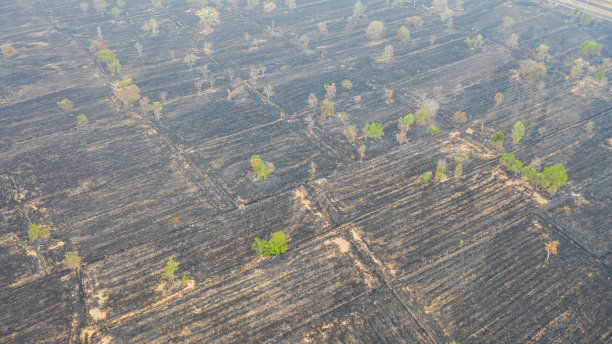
(465, 128, 474, 134)
(327, 237, 350, 253)
(89, 308, 107, 321)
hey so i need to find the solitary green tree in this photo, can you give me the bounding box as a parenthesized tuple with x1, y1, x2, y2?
(364, 122, 384, 140)
(580, 11, 593, 25)
(63, 251, 82, 270)
(161, 258, 179, 281)
(77, 114, 89, 126)
(421, 172, 431, 185)
(512, 121, 525, 144)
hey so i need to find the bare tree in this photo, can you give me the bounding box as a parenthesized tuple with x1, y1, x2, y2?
(79, 2, 89, 15)
(505, 34, 519, 50)
(97, 26, 103, 40)
(307, 93, 318, 111)
(263, 85, 274, 99)
(203, 42, 213, 55)
(139, 96, 152, 114)
(183, 53, 198, 69)
(226, 68, 235, 83)
(134, 42, 143, 56)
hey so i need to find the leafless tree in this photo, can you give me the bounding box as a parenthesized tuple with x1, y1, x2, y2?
(263, 85, 274, 99)
(183, 53, 198, 69)
(134, 42, 143, 56)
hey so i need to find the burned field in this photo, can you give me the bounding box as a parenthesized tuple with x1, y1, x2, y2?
(1, 0, 611, 343)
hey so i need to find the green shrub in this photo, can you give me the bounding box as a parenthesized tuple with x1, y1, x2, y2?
(161, 258, 179, 280)
(252, 231, 287, 256)
(502, 16, 515, 31)
(428, 126, 440, 134)
(341, 79, 353, 89)
(250, 155, 271, 181)
(364, 122, 384, 140)
(110, 6, 120, 16)
(182, 275, 188, 287)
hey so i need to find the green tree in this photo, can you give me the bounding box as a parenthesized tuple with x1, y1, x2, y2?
(1, 44, 18, 57)
(416, 108, 431, 125)
(350, 1, 365, 21)
(341, 80, 353, 89)
(317, 21, 327, 33)
(250, 155, 271, 181)
(502, 16, 515, 31)
(63, 252, 82, 270)
(28, 224, 50, 243)
(492, 132, 504, 152)
(595, 65, 605, 83)
(321, 98, 335, 118)
(397, 26, 410, 43)
(465, 34, 484, 50)
(96, 49, 116, 64)
(77, 114, 89, 126)
(152, 101, 162, 119)
(542, 163, 567, 195)
(110, 6, 120, 17)
(535, 44, 549, 61)
(57, 98, 74, 113)
(428, 125, 440, 134)
(365, 21, 384, 40)
(579, 40, 603, 57)
(512, 121, 524, 144)
(381, 44, 394, 62)
(161, 258, 179, 280)
(264, 2, 277, 14)
(454, 163, 463, 179)
(364, 122, 384, 140)
(421, 172, 431, 185)
(252, 231, 287, 256)
(197, 7, 220, 32)
(580, 11, 593, 25)
(398, 113, 414, 132)
(434, 165, 444, 181)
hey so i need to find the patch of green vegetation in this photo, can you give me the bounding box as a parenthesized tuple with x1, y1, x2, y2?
(364, 122, 384, 140)
(421, 172, 431, 184)
(341, 79, 353, 89)
(512, 121, 524, 144)
(250, 155, 271, 181)
(252, 231, 287, 257)
(28, 224, 50, 242)
(161, 258, 179, 281)
(63, 252, 81, 270)
(579, 40, 603, 57)
(500, 153, 523, 173)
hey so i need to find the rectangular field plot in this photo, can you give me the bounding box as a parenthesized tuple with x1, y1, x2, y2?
(1, 120, 234, 263)
(155, 85, 282, 146)
(186, 119, 342, 202)
(0, 272, 80, 344)
(80, 187, 332, 324)
(281, 286, 441, 344)
(88, 231, 381, 344)
(344, 169, 537, 279)
(391, 218, 612, 343)
(506, 112, 612, 266)
(307, 131, 495, 224)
